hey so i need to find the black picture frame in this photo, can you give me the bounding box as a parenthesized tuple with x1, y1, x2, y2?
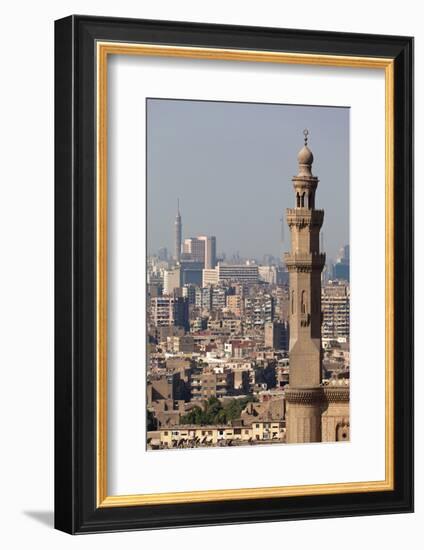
(55, 15, 413, 534)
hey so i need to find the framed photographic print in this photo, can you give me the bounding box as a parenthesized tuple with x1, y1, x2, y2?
(54, 15, 413, 533)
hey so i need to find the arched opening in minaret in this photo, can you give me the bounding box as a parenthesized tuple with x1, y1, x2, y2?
(301, 290, 307, 314)
(291, 290, 295, 314)
(296, 193, 301, 207)
(308, 191, 315, 209)
(300, 193, 305, 207)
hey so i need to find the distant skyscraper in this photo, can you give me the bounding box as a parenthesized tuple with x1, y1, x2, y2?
(199, 236, 217, 269)
(182, 235, 217, 269)
(333, 244, 350, 282)
(175, 199, 182, 263)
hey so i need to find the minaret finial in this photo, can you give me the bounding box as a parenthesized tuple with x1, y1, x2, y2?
(177, 197, 180, 215)
(303, 128, 309, 146)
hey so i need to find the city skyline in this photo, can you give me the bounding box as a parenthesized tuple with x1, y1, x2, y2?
(147, 98, 349, 260)
(146, 127, 350, 450)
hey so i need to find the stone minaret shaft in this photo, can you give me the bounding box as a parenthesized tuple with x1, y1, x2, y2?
(285, 131, 326, 443)
(175, 199, 182, 263)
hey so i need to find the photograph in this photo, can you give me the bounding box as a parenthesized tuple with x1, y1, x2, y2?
(146, 98, 350, 450)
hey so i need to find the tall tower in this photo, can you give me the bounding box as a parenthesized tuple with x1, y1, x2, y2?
(284, 130, 326, 443)
(175, 199, 182, 263)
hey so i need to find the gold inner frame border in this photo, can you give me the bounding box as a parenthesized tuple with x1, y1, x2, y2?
(96, 42, 395, 508)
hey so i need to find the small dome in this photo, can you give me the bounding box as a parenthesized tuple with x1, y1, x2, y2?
(297, 145, 313, 165)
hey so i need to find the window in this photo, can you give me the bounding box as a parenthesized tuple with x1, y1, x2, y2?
(301, 290, 307, 313)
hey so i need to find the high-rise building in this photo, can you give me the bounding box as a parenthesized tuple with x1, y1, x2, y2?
(244, 293, 274, 328)
(182, 284, 196, 305)
(194, 285, 227, 311)
(175, 199, 182, 263)
(226, 294, 243, 317)
(195, 286, 212, 310)
(264, 321, 289, 351)
(150, 296, 189, 331)
(274, 284, 290, 322)
(202, 268, 219, 287)
(322, 280, 350, 339)
(182, 235, 217, 268)
(258, 265, 278, 285)
(202, 264, 259, 287)
(182, 237, 204, 262)
(163, 267, 181, 295)
(180, 260, 203, 287)
(200, 235, 217, 269)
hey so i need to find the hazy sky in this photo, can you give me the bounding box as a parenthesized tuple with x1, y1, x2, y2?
(147, 99, 349, 261)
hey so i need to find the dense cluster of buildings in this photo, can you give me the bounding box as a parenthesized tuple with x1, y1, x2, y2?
(147, 132, 350, 450)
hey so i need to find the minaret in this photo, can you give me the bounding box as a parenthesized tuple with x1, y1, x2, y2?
(175, 199, 182, 263)
(284, 130, 326, 444)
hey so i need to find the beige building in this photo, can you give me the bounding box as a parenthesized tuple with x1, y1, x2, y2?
(226, 294, 243, 316)
(190, 369, 234, 400)
(149, 399, 186, 428)
(258, 265, 278, 285)
(202, 268, 219, 287)
(147, 371, 186, 404)
(166, 335, 195, 353)
(163, 267, 181, 295)
(321, 382, 350, 442)
(147, 421, 285, 449)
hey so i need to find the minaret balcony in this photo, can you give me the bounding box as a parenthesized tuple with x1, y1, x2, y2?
(286, 209, 324, 229)
(284, 252, 326, 272)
